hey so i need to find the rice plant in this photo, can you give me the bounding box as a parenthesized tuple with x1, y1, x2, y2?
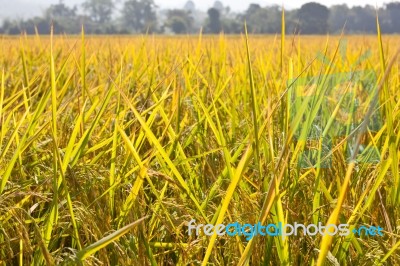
(0, 28, 399, 265)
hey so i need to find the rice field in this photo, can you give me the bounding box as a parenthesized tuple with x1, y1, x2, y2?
(0, 31, 399, 265)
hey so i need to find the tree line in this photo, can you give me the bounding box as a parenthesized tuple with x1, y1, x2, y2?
(1, 0, 400, 35)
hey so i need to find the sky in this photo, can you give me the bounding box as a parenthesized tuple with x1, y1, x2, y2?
(0, 0, 390, 21)
(159, 0, 387, 11)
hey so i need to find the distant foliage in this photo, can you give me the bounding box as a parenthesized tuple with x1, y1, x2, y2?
(122, 0, 158, 33)
(1, 1, 400, 34)
(298, 2, 329, 34)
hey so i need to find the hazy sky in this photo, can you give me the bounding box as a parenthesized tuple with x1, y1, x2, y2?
(0, 0, 390, 21)
(160, 0, 387, 11)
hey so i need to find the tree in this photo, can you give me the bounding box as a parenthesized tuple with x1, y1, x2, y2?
(221, 17, 242, 34)
(47, 1, 77, 19)
(285, 9, 300, 34)
(243, 5, 282, 34)
(46, 1, 80, 33)
(298, 2, 329, 34)
(385, 2, 400, 33)
(241, 4, 261, 33)
(213, 1, 224, 13)
(328, 4, 350, 33)
(245, 4, 262, 18)
(0, 19, 22, 35)
(206, 8, 221, 33)
(183, 0, 196, 12)
(83, 0, 114, 24)
(348, 5, 375, 33)
(122, 0, 157, 33)
(165, 9, 193, 34)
